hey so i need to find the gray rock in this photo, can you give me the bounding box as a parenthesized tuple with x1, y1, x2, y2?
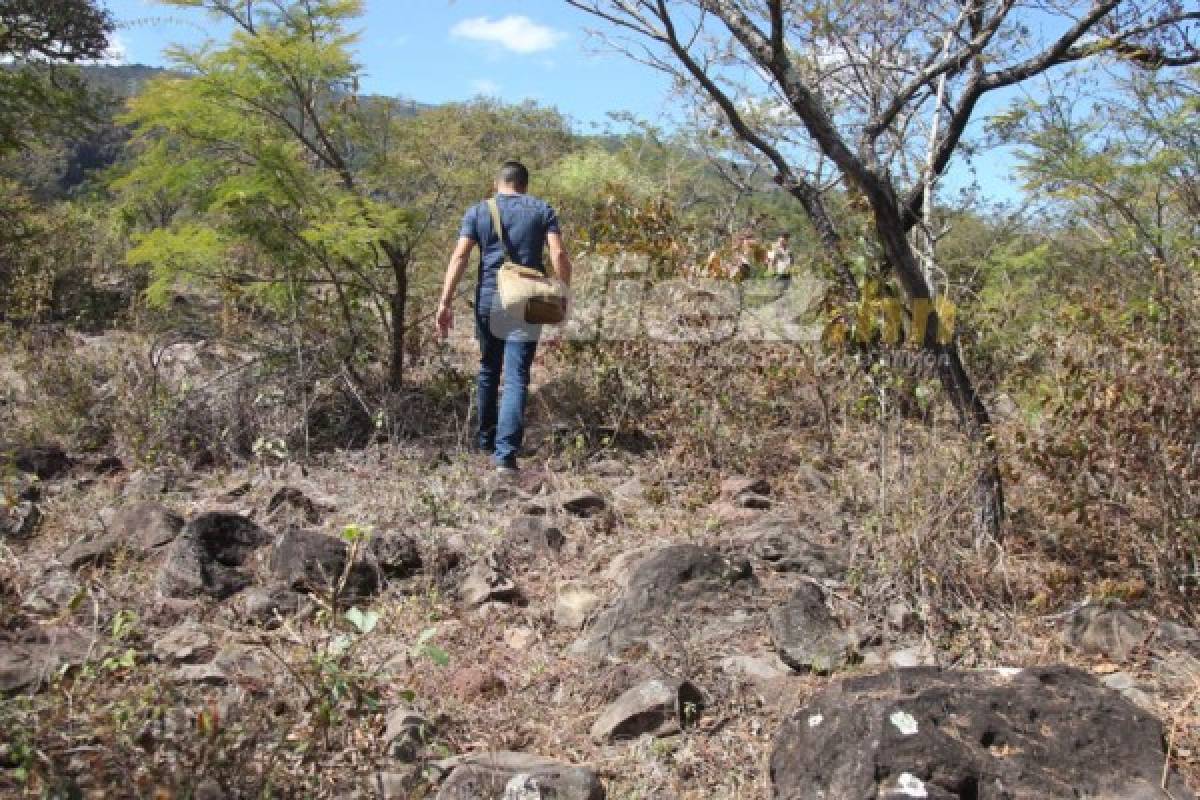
(370, 531, 423, 581)
(1, 501, 41, 539)
(265, 486, 330, 526)
(1, 443, 71, 480)
(270, 527, 378, 598)
(0, 628, 93, 694)
(719, 476, 770, 500)
(1065, 605, 1152, 661)
(554, 584, 601, 629)
(461, 555, 519, 608)
(771, 666, 1194, 800)
(557, 490, 606, 517)
(433, 752, 604, 800)
(374, 772, 410, 799)
(21, 569, 81, 614)
(590, 678, 704, 743)
(505, 516, 564, 557)
(886, 645, 936, 669)
(152, 623, 212, 664)
(60, 532, 123, 569)
(740, 515, 845, 579)
(111, 502, 184, 551)
(383, 706, 435, 761)
(158, 512, 269, 599)
(886, 601, 917, 633)
(734, 492, 772, 510)
(237, 585, 303, 626)
(720, 654, 791, 685)
(171, 663, 227, 686)
(768, 583, 855, 674)
(572, 544, 756, 659)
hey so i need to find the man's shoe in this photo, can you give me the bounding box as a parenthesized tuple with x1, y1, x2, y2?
(495, 459, 518, 475)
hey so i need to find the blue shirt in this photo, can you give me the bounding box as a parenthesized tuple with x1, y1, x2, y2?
(459, 193, 561, 312)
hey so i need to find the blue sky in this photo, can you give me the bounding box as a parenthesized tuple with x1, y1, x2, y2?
(101, 1, 676, 134)
(99, 1, 1020, 201)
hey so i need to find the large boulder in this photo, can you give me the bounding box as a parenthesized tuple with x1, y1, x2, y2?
(767, 582, 856, 674)
(770, 666, 1194, 800)
(432, 752, 604, 800)
(570, 544, 756, 660)
(269, 527, 378, 598)
(590, 678, 704, 743)
(59, 503, 184, 569)
(158, 512, 269, 599)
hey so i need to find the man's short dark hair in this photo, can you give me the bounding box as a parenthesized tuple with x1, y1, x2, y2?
(498, 160, 529, 190)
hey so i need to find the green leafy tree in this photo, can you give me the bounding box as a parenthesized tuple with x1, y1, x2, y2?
(0, 0, 114, 154)
(118, 0, 421, 390)
(118, 2, 579, 392)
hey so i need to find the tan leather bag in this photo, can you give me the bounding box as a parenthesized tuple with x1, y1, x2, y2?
(488, 197, 567, 325)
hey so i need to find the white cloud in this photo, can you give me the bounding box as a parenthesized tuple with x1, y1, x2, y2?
(450, 15, 567, 54)
(87, 33, 128, 65)
(470, 78, 501, 96)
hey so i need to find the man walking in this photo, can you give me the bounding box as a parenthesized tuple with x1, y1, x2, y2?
(435, 161, 572, 473)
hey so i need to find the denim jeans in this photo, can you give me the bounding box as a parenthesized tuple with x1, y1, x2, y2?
(475, 310, 538, 467)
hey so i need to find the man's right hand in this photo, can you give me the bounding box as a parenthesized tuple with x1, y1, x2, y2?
(435, 304, 454, 340)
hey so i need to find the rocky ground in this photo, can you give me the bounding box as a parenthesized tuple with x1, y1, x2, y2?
(2, 436, 1199, 799)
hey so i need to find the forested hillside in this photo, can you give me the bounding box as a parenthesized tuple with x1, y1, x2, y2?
(1, 1, 1198, 798)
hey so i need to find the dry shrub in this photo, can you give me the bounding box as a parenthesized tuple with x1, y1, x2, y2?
(1011, 282, 1200, 618)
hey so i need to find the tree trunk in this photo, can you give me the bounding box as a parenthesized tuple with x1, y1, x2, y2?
(383, 244, 408, 393)
(869, 188, 1005, 537)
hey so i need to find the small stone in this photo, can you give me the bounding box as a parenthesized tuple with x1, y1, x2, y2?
(504, 627, 536, 651)
(558, 489, 606, 517)
(554, 584, 601, 629)
(768, 583, 856, 674)
(590, 678, 705, 743)
(237, 585, 303, 626)
(886, 601, 917, 632)
(60, 533, 123, 569)
(1102, 671, 1137, 692)
(374, 772, 409, 799)
(720, 476, 770, 501)
(371, 531, 423, 581)
(460, 556, 519, 608)
(720, 654, 791, 685)
(21, 570, 82, 614)
(383, 706, 435, 762)
(171, 663, 227, 686)
(153, 623, 212, 664)
(734, 492, 772, 510)
(505, 516, 565, 557)
(1, 501, 41, 539)
(433, 752, 603, 800)
(887, 645, 935, 669)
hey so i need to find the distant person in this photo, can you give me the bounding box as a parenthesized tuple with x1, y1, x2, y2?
(767, 231, 794, 287)
(729, 232, 757, 281)
(435, 161, 573, 473)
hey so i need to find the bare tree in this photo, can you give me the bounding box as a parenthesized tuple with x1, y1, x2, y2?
(565, 0, 1199, 536)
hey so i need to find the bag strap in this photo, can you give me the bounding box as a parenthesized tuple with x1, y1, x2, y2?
(486, 197, 519, 266)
